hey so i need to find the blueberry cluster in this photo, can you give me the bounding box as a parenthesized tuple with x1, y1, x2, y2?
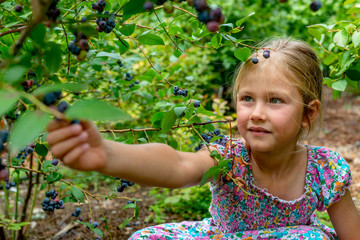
(0, 130, 9, 153)
(310, 1, 322, 11)
(42, 190, 65, 213)
(4, 181, 16, 190)
(252, 49, 271, 64)
(125, 72, 133, 81)
(193, 100, 201, 108)
(68, 33, 89, 61)
(88, 220, 99, 229)
(96, 11, 116, 34)
(116, 179, 134, 192)
(173, 86, 188, 97)
(195, 128, 226, 151)
(117, 60, 124, 67)
(194, 0, 225, 32)
(46, 0, 61, 22)
(43, 91, 62, 106)
(129, 80, 140, 89)
(71, 207, 82, 217)
(15, 146, 34, 165)
(92, 0, 106, 13)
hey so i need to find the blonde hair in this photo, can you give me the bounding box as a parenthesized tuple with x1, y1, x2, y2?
(232, 37, 323, 140)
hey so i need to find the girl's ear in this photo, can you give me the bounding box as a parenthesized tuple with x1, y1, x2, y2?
(301, 100, 321, 128)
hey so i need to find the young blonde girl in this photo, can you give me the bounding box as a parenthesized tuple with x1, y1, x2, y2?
(46, 38, 360, 240)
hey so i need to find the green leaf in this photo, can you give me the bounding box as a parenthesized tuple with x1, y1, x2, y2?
(333, 29, 349, 48)
(308, 27, 322, 42)
(211, 34, 222, 49)
(0, 90, 19, 117)
(62, 196, 77, 203)
(138, 34, 165, 45)
(65, 99, 132, 122)
(34, 83, 87, 95)
(47, 172, 62, 183)
(332, 79, 347, 91)
(151, 112, 165, 127)
(344, 0, 355, 5)
(9, 111, 51, 153)
(122, 0, 146, 21)
(352, 30, 360, 48)
(35, 143, 48, 157)
(117, 38, 129, 55)
(29, 24, 46, 46)
(44, 43, 62, 73)
(200, 166, 221, 187)
(235, 12, 255, 27)
(42, 160, 53, 172)
(40, 182, 47, 190)
(96, 52, 121, 59)
(4, 65, 29, 84)
(71, 186, 84, 202)
(346, 7, 360, 14)
(323, 54, 338, 65)
(173, 106, 186, 117)
(92, 228, 103, 238)
(161, 109, 177, 133)
(234, 47, 251, 62)
(122, 203, 136, 210)
(119, 24, 135, 36)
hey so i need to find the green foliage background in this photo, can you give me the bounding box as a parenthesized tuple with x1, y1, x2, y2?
(0, 0, 359, 236)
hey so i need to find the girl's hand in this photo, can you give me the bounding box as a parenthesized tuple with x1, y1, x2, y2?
(46, 120, 106, 171)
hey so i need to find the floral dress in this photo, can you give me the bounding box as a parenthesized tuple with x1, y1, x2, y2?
(129, 138, 352, 240)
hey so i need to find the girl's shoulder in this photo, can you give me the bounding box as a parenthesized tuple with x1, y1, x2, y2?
(306, 145, 350, 171)
(305, 145, 353, 211)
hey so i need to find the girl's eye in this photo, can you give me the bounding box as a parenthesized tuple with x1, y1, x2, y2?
(242, 96, 253, 102)
(269, 98, 282, 104)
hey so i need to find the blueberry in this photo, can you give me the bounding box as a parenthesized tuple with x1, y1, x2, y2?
(51, 159, 59, 166)
(143, 1, 154, 11)
(5, 183, 10, 189)
(93, 221, 99, 228)
(201, 133, 207, 140)
(252, 57, 259, 64)
(198, 11, 210, 23)
(14, 5, 23, 12)
(263, 51, 270, 59)
(57, 101, 69, 113)
(25, 147, 33, 154)
(310, 1, 322, 11)
(43, 93, 57, 106)
(75, 207, 81, 213)
(173, 86, 179, 92)
(193, 100, 200, 108)
(92, 2, 99, 10)
(0, 130, 9, 143)
(214, 129, 221, 136)
(10, 181, 16, 187)
(81, 16, 87, 23)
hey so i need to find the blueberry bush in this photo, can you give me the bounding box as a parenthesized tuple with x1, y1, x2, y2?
(0, 0, 358, 238)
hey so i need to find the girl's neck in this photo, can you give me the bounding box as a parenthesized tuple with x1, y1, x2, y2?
(249, 143, 306, 179)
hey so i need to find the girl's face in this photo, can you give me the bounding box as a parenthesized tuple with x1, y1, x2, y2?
(236, 68, 307, 153)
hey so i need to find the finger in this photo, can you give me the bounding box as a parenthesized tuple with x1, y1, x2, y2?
(46, 119, 72, 132)
(47, 124, 83, 146)
(62, 143, 90, 166)
(50, 131, 89, 159)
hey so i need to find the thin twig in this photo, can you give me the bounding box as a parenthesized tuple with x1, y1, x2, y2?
(154, 10, 182, 52)
(0, 26, 26, 37)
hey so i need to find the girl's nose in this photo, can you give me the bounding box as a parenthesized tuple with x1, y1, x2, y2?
(249, 102, 266, 121)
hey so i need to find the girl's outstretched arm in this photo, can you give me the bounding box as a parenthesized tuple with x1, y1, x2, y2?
(46, 119, 216, 188)
(327, 190, 360, 240)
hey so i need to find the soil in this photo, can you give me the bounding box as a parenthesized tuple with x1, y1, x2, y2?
(10, 88, 360, 239)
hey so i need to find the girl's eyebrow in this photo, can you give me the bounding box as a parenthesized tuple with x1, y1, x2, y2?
(238, 89, 291, 98)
